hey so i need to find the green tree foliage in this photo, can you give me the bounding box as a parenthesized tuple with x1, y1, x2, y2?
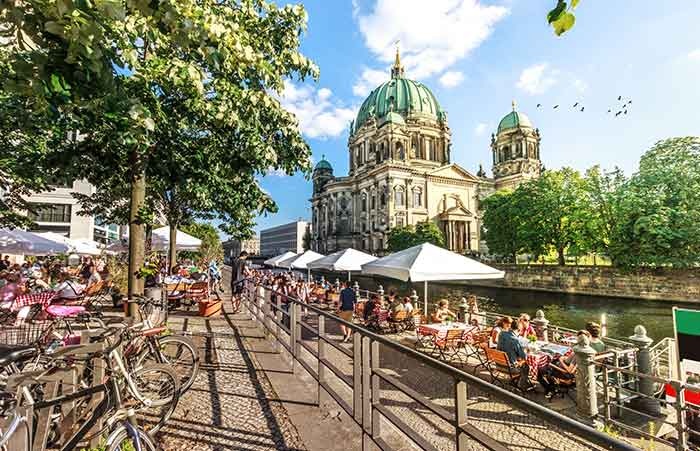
(386, 221, 445, 252)
(610, 137, 700, 268)
(0, 1, 317, 299)
(481, 190, 522, 262)
(181, 223, 224, 264)
(547, 0, 580, 36)
(580, 166, 627, 261)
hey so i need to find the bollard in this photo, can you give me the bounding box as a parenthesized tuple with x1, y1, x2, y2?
(410, 289, 419, 312)
(458, 297, 468, 323)
(353, 281, 360, 298)
(628, 325, 661, 416)
(377, 285, 384, 297)
(335, 278, 341, 291)
(574, 333, 599, 426)
(532, 310, 549, 342)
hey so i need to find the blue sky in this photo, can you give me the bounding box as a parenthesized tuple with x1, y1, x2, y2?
(247, 0, 700, 237)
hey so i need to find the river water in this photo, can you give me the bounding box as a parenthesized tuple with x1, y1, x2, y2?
(318, 273, 696, 341)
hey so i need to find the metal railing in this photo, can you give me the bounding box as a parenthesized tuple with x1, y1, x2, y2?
(235, 279, 639, 451)
(594, 357, 699, 450)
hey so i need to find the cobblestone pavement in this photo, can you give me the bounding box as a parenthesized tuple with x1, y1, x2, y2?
(154, 305, 307, 451)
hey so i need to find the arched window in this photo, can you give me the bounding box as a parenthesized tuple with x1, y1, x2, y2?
(379, 143, 385, 162)
(394, 187, 405, 207)
(413, 188, 423, 207)
(426, 138, 433, 160)
(396, 215, 405, 228)
(380, 188, 386, 207)
(361, 192, 367, 212)
(370, 191, 376, 210)
(396, 142, 405, 160)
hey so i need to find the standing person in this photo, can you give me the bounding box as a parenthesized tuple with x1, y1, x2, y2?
(230, 251, 250, 311)
(338, 281, 357, 343)
(0, 255, 10, 271)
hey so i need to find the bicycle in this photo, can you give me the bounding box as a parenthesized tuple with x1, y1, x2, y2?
(0, 329, 165, 451)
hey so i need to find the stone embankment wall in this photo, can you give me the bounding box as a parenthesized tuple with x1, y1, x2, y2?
(470, 265, 700, 303)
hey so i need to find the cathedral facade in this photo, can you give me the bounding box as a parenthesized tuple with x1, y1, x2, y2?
(310, 51, 542, 255)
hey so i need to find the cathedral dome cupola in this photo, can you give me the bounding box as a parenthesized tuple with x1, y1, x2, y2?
(352, 47, 445, 136)
(497, 100, 534, 133)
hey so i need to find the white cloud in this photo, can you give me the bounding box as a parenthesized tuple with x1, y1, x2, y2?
(352, 67, 389, 97)
(516, 63, 559, 95)
(356, 0, 509, 80)
(572, 78, 588, 93)
(689, 49, 700, 61)
(280, 81, 357, 139)
(439, 71, 465, 88)
(266, 167, 288, 177)
(474, 122, 489, 136)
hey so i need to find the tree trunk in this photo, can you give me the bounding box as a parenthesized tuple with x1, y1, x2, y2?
(168, 222, 178, 274)
(558, 247, 566, 266)
(127, 162, 146, 317)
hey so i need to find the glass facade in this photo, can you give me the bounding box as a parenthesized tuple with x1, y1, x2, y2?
(28, 203, 72, 223)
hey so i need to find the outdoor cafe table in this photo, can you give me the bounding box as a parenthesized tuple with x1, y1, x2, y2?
(517, 337, 573, 380)
(418, 322, 479, 340)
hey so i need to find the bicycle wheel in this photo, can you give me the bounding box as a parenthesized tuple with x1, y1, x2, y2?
(128, 363, 180, 435)
(136, 334, 200, 393)
(106, 424, 157, 451)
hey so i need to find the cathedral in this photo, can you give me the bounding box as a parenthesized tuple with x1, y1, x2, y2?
(310, 50, 543, 255)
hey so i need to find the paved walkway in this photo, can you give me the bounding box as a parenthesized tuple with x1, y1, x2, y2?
(156, 307, 307, 451)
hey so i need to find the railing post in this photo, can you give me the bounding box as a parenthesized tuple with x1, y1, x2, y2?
(353, 281, 360, 299)
(361, 336, 372, 451)
(574, 333, 599, 426)
(410, 289, 418, 313)
(674, 380, 688, 451)
(290, 301, 298, 372)
(455, 380, 468, 451)
(458, 297, 468, 323)
(602, 365, 612, 423)
(353, 332, 362, 423)
(532, 309, 549, 342)
(274, 294, 282, 353)
(335, 278, 341, 291)
(262, 288, 271, 338)
(377, 285, 384, 298)
(613, 352, 623, 418)
(294, 302, 302, 356)
(628, 325, 661, 416)
(317, 315, 325, 406)
(370, 340, 381, 439)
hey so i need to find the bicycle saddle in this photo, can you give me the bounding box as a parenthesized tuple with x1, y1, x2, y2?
(0, 344, 37, 367)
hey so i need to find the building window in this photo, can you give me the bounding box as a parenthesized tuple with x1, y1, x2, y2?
(361, 193, 367, 212)
(396, 216, 404, 227)
(394, 187, 405, 207)
(413, 188, 422, 207)
(380, 189, 386, 207)
(371, 193, 376, 210)
(28, 203, 71, 223)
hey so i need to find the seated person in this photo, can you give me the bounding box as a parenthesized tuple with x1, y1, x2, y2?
(389, 295, 405, 317)
(87, 265, 102, 287)
(431, 299, 456, 323)
(518, 313, 536, 338)
(0, 273, 21, 307)
(402, 296, 414, 315)
(55, 273, 85, 300)
(585, 322, 606, 353)
(489, 317, 505, 348)
(537, 331, 582, 399)
(496, 316, 532, 391)
(363, 294, 379, 322)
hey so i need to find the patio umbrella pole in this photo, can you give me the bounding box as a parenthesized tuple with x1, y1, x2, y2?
(348, 271, 351, 282)
(424, 280, 428, 316)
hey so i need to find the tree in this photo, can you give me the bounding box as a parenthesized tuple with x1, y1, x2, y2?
(580, 166, 627, 263)
(518, 168, 589, 265)
(481, 190, 523, 262)
(610, 137, 700, 268)
(181, 223, 224, 264)
(386, 220, 445, 252)
(1, 1, 318, 308)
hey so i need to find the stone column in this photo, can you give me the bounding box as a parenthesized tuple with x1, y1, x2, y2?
(377, 285, 384, 298)
(410, 289, 419, 312)
(458, 297, 468, 323)
(532, 310, 549, 341)
(574, 334, 599, 425)
(629, 325, 661, 416)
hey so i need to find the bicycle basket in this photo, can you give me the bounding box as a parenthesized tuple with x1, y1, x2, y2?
(0, 318, 53, 347)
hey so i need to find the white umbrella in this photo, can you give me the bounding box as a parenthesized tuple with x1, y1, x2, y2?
(307, 248, 377, 280)
(38, 232, 103, 256)
(0, 229, 71, 255)
(360, 242, 505, 315)
(264, 251, 297, 267)
(151, 227, 201, 251)
(277, 250, 324, 280)
(108, 226, 202, 252)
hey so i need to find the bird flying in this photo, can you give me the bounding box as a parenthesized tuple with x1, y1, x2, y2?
(618, 96, 622, 101)
(573, 102, 578, 107)
(536, 103, 542, 108)
(553, 105, 559, 109)
(580, 107, 585, 112)
(615, 111, 622, 117)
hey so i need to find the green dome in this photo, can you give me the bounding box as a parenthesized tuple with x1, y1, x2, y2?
(497, 110, 533, 133)
(314, 156, 333, 172)
(353, 77, 444, 134)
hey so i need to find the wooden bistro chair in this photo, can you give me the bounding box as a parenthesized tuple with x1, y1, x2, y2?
(433, 328, 467, 365)
(388, 310, 408, 333)
(183, 281, 209, 309)
(484, 347, 522, 390)
(468, 330, 492, 374)
(165, 282, 186, 310)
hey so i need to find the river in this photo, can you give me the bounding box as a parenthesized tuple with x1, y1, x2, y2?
(315, 272, 695, 340)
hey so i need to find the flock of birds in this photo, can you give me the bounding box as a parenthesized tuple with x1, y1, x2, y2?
(535, 96, 633, 117)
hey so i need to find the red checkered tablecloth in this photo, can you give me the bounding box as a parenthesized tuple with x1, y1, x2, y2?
(526, 352, 551, 380)
(11, 291, 56, 312)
